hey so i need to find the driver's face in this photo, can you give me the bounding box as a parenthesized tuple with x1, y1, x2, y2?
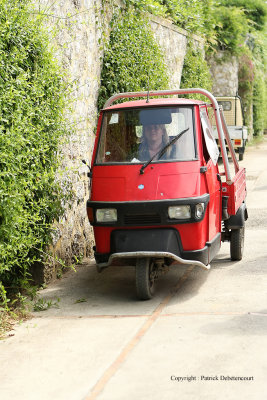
(144, 124, 164, 144)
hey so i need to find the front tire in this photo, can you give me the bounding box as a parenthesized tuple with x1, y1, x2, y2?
(136, 258, 155, 300)
(230, 226, 245, 260)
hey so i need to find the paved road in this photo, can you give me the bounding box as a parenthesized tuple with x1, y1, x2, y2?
(1, 138, 267, 400)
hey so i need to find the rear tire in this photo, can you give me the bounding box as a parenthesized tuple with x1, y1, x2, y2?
(239, 152, 244, 161)
(136, 258, 155, 300)
(230, 226, 245, 260)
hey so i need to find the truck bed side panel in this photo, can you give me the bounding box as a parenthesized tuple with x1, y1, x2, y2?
(222, 168, 247, 215)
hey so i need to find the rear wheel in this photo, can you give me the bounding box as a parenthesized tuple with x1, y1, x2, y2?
(136, 258, 155, 300)
(239, 152, 244, 161)
(230, 226, 245, 260)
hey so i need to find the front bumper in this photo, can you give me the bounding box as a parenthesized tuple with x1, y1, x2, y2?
(96, 251, 210, 271)
(94, 228, 221, 268)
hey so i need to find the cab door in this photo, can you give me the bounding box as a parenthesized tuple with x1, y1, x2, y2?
(200, 107, 221, 242)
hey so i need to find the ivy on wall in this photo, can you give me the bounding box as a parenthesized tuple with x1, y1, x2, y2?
(121, 0, 215, 37)
(220, 0, 267, 32)
(180, 44, 213, 100)
(97, 8, 169, 110)
(238, 54, 254, 129)
(99, 0, 266, 134)
(253, 69, 266, 135)
(209, 0, 267, 135)
(0, 0, 71, 307)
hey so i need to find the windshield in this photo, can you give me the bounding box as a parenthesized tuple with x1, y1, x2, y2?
(95, 106, 196, 164)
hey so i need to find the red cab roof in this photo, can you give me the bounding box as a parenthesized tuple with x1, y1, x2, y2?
(104, 97, 206, 110)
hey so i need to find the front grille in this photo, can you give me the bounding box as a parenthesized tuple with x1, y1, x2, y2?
(124, 213, 161, 225)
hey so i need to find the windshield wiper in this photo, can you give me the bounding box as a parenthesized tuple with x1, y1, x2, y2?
(140, 127, 189, 175)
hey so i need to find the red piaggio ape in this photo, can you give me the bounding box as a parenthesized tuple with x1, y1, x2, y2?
(86, 89, 248, 300)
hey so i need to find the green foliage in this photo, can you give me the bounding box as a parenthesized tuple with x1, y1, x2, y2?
(238, 54, 254, 129)
(122, 0, 166, 16)
(74, 298, 87, 304)
(0, 0, 70, 306)
(253, 69, 266, 135)
(98, 9, 169, 110)
(180, 44, 213, 100)
(238, 20, 267, 134)
(120, 0, 266, 58)
(220, 0, 267, 31)
(208, 1, 267, 135)
(210, 0, 267, 55)
(161, 0, 214, 36)
(211, 5, 247, 55)
(122, 0, 215, 36)
(33, 297, 60, 312)
(252, 28, 267, 134)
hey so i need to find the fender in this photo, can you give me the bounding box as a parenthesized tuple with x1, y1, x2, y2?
(225, 202, 248, 229)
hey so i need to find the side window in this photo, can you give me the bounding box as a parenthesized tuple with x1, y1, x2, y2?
(217, 101, 231, 111)
(200, 108, 219, 165)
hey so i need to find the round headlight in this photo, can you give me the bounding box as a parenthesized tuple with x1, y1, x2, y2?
(195, 203, 205, 219)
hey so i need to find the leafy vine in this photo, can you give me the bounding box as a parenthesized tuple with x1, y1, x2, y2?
(0, 0, 71, 307)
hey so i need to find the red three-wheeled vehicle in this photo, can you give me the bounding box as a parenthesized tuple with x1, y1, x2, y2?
(86, 88, 248, 299)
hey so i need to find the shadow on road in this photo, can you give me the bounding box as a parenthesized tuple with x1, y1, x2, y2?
(33, 260, 211, 316)
(200, 310, 267, 337)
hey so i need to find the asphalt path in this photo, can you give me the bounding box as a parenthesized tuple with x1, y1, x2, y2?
(1, 138, 267, 400)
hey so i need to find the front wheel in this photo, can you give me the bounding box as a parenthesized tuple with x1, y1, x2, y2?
(230, 226, 245, 260)
(136, 258, 155, 300)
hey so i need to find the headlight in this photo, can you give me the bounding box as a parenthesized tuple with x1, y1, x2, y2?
(96, 208, 117, 222)
(195, 203, 205, 219)
(168, 205, 191, 219)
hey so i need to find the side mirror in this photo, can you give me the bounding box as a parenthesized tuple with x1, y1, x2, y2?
(82, 159, 92, 178)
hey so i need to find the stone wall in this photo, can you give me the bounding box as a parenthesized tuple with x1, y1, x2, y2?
(208, 52, 239, 96)
(34, 1, 203, 280)
(36, 0, 104, 279)
(207, 51, 253, 135)
(149, 15, 204, 88)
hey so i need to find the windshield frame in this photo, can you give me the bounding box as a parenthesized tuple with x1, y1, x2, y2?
(94, 105, 198, 166)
